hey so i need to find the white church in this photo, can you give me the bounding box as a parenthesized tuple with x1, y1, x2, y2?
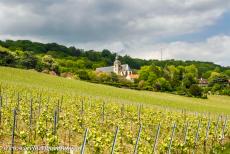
(96, 55, 138, 81)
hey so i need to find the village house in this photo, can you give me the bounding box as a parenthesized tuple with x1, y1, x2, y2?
(96, 55, 138, 81)
(198, 78, 208, 87)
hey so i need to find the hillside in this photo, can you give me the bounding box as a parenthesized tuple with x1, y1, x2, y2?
(0, 66, 229, 153)
(1, 40, 230, 99)
(1, 66, 230, 114)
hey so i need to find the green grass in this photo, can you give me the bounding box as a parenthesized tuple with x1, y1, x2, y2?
(0, 66, 230, 114)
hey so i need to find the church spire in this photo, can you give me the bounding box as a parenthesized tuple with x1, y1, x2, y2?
(114, 53, 121, 75)
(115, 54, 119, 60)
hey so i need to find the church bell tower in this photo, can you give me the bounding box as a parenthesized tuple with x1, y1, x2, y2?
(114, 55, 121, 75)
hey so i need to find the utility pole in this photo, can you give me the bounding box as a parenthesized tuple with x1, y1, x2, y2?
(160, 48, 163, 61)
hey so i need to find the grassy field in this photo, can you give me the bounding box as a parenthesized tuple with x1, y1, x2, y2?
(0, 66, 230, 114)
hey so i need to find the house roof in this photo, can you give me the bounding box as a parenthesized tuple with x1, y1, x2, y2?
(96, 66, 114, 72)
(96, 64, 131, 72)
(128, 74, 139, 79)
(121, 64, 131, 71)
(198, 78, 208, 84)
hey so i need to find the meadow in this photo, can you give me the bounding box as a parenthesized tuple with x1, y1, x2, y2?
(0, 66, 229, 153)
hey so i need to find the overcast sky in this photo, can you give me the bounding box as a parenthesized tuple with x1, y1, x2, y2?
(0, 0, 230, 66)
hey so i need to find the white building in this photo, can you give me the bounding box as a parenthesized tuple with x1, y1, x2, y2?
(96, 55, 136, 80)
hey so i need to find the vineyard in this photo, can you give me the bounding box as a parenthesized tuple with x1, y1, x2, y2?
(0, 67, 230, 153)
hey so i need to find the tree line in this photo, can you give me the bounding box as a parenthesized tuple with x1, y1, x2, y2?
(0, 40, 229, 98)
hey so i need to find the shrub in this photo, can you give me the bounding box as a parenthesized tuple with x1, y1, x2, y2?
(77, 70, 90, 80)
(189, 84, 202, 97)
(0, 50, 16, 66)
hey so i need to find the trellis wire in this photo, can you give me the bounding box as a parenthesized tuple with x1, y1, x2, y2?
(11, 109, 17, 154)
(15, 95, 19, 130)
(0, 95, 2, 124)
(204, 118, 211, 150)
(38, 93, 42, 115)
(0, 95, 2, 106)
(60, 96, 63, 112)
(29, 98, 33, 132)
(17, 92, 20, 110)
(80, 128, 88, 154)
(133, 123, 142, 154)
(47, 96, 50, 105)
(221, 116, 228, 140)
(193, 120, 201, 154)
(45, 104, 48, 130)
(68, 128, 71, 147)
(111, 126, 119, 154)
(0, 84, 2, 96)
(53, 110, 58, 135)
(214, 115, 221, 140)
(152, 123, 161, 153)
(25, 91, 27, 104)
(138, 104, 141, 122)
(121, 103, 124, 117)
(183, 121, 189, 145)
(167, 122, 176, 154)
(81, 99, 84, 115)
(102, 101, 105, 122)
(57, 100, 60, 122)
(5, 94, 8, 107)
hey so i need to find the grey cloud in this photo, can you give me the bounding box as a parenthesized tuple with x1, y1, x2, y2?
(123, 35, 230, 66)
(1, 0, 229, 41)
(0, 0, 230, 65)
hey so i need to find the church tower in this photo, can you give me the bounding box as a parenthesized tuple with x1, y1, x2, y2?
(114, 55, 121, 75)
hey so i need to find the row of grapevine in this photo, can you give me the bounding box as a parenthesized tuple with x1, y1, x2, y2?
(0, 84, 229, 153)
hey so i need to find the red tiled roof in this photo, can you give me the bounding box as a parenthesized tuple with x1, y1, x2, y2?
(128, 74, 139, 79)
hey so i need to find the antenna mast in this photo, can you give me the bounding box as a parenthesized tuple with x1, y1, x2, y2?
(160, 48, 163, 61)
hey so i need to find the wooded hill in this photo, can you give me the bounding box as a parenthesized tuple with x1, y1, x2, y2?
(0, 40, 228, 75)
(0, 40, 230, 98)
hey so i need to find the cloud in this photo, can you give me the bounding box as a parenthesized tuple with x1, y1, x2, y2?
(123, 35, 230, 66)
(0, 0, 230, 65)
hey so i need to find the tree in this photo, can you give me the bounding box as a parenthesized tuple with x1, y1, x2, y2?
(138, 66, 150, 81)
(224, 70, 230, 77)
(208, 73, 228, 88)
(76, 59, 86, 69)
(164, 65, 180, 89)
(0, 50, 15, 66)
(138, 65, 162, 82)
(69, 46, 82, 57)
(150, 65, 162, 77)
(20, 52, 38, 69)
(177, 65, 185, 81)
(182, 73, 197, 89)
(211, 83, 221, 92)
(101, 49, 112, 58)
(185, 65, 198, 78)
(202, 71, 212, 79)
(154, 77, 172, 92)
(189, 84, 202, 97)
(41, 55, 59, 73)
(147, 72, 157, 86)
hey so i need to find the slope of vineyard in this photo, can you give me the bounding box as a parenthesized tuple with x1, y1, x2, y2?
(0, 66, 229, 153)
(0, 66, 230, 114)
